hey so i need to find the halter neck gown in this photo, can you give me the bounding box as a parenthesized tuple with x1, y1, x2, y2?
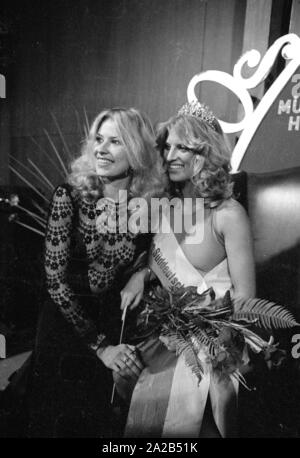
(125, 205, 239, 438)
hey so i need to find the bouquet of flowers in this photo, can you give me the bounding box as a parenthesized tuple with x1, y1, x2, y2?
(135, 286, 298, 388)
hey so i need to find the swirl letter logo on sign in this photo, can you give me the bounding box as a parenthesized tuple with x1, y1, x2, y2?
(186, 33, 300, 172)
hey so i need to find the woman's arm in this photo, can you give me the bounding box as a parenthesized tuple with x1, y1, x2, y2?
(218, 200, 256, 298)
(120, 267, 152, 310)
(45, 185, 144, 377)
(45, 185, 106, 352)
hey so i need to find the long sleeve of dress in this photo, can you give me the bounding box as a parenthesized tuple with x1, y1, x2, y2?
(44, 185, 107, 352)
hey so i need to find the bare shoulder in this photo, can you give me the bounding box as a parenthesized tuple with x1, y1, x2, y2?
(215, 198, 250, 234)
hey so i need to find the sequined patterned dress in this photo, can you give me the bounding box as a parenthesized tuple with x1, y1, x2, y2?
(26, 184, 151, 437)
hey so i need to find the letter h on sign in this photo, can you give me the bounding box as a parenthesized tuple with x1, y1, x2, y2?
(0, 334, 6, 358)
(0, 74, 6, 98)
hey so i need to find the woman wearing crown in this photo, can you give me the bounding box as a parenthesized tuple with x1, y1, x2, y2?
(121, 101, 256, 438)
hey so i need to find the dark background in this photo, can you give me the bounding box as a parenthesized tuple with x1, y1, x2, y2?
(2, 0, 296, 188)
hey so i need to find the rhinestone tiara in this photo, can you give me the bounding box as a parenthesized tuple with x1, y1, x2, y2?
(178, 100, 217, 130)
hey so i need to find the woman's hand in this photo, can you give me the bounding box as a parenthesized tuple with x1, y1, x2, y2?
(120, 268, 149, 311)
(159, 335, 177, 352)
(96, 343, 144, 378)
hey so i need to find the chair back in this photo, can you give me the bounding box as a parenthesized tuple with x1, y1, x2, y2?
(233, 168, 300, 315)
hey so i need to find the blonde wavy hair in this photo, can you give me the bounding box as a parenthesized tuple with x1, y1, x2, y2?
(156, 114, 233, 203)
(68, 107, 166, 201)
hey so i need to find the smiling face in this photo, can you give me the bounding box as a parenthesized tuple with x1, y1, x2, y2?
(164, 126, 204, 183)
(93, 117, 130, 179)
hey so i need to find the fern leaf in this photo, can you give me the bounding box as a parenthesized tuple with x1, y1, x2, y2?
(170, 332, 191, 355)
(191, 328, 219, 358)
(182, 346, 204, 383)
(232, 297, 299, 330)
(172, 333, 204, 382)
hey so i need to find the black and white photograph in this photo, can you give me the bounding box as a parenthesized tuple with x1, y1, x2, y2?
(0, 0, 300, 441)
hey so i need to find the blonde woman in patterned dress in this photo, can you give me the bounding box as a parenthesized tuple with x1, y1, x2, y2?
(26, 108, 166, 437)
